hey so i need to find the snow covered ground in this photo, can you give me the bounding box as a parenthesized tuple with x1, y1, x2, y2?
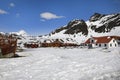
(0, 47, 120, 80)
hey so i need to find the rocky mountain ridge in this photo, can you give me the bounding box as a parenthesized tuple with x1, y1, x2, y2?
(51, 13, 120, 35)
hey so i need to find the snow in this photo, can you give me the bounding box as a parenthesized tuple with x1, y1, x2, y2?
(71, 20, 82, 28)
(0, 47, 120, 80)
(41, 30, 79, 44)
(86, 14, 119, 28)
(9, 30, 28, 36)
(43, 25, 120, 44)
(18, 30, 28, 36)
(88, 26, 120, 37)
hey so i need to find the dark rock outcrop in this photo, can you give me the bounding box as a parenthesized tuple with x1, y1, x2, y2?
(64, 20, 88, 35)
(90, 13, 120, 33)
(89, 13, 105, 22)
(52, 19, 88, 35)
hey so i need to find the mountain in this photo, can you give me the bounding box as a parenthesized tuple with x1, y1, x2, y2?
(42, 13, 120, 44)
(1, 13, 120, 45)
(9, 30, 28, 36)
(52, 19, 88, 35)
(52, 13, 120, 34)
(88, 13, 120, 33)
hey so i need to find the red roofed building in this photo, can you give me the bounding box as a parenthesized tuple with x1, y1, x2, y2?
(84, 36, 119, 48)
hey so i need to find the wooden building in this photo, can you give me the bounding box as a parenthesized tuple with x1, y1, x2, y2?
(24, 42, 39, 48)
(41, 39, 63, 47)
(41, 39, 78, 47)
(0, 34, 17, 58)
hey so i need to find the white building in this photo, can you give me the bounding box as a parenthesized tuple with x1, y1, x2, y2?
(84, 36, 119, 48)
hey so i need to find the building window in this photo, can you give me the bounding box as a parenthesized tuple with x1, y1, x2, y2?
(110, 44, 112, 47)
(113, 40, 115, 42)
(91, 40, 94, 43)
(104, 44, 107, 47)
(115, 44, 117, 47)
(99, 44, 101, 47)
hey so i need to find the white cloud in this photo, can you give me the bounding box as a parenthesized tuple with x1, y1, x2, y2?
(10, 3, 15, 7)
(40, 12, 64, 20)
(0, 9, 8, 14)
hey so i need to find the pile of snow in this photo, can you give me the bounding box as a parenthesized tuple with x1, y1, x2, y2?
(18, 30, 28, 36)
(0, 47, 120, 80)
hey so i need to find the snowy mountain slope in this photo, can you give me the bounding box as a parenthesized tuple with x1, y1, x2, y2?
(9, 30, 28, 36)
(42, 13, 120, 44)
(88, 13, 120, 32)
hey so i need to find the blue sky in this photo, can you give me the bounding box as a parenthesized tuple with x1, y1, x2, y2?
(0, 0, 120, 35)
